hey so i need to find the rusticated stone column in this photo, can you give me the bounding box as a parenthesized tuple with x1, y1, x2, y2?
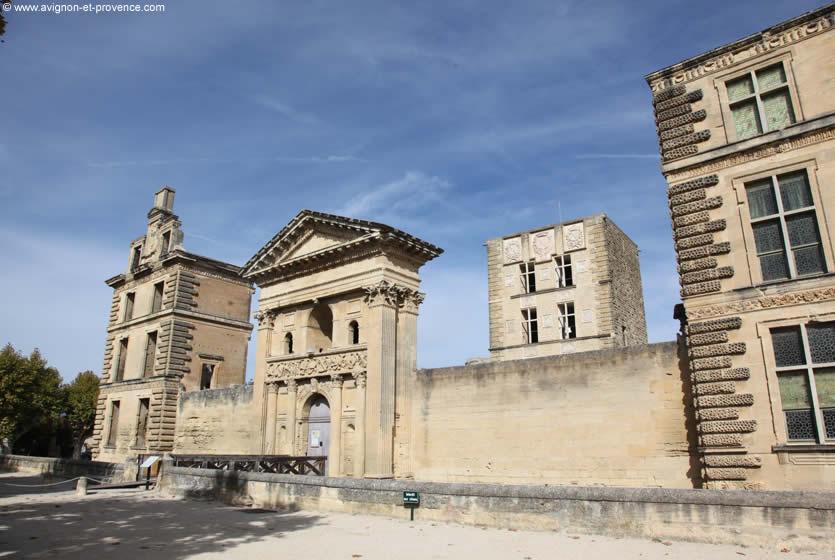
(328, 374, 343, 476)
(354, 372, 366, 477)
(363, 281, 399, 478)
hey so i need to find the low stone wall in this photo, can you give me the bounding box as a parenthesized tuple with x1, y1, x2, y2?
(0, 454, 124, 481)
(160, 465, 835, 552)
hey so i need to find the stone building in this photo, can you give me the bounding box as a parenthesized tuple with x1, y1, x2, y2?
(92, 188, 253, 463)
(485, 214, 647, 361)
(646, 5, 835, 489)
(240, 210, 442, 478)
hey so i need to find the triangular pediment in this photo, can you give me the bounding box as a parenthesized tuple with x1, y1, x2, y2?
(242, 210, 443, 281)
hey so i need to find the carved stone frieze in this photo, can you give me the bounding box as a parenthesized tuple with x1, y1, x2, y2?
(266, 348, 368, 383)
(686, 286, 835, 320)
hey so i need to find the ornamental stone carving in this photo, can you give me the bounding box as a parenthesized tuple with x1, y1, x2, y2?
(529, 229, 555, 262)
(503, 237, 522, 263)
(687, 287, 835, 320)
(266, 348, 368, 382)
(563, 222, 585, 252)
(363, 280, 425, 312)
(254, 308, 277, 327)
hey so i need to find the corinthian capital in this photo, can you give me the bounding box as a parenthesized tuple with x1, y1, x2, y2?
(363, 280, 400, 307)
(398, 288, 425, 314)
(254, 308, 277, 328)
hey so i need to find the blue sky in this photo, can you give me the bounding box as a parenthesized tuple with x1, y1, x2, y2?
(0, 0, 827, 380)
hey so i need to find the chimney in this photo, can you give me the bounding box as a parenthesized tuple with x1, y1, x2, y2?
(153, 187, 176, 213)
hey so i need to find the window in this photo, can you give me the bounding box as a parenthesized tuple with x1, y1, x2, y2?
(106, 400, 120, 447)
(521, 308, 538, 344)
(308, 302, 333, 352)
(726, 62, 795, 140)
(143, 332, 157, 377)
(161, 231, 171, 256)
(284, 333, 294, 354)
(770, 323, 835, 443)
(114, 338, 128, 382)
(520, 261, 536, 293)
(200, 363, 215, 390)
(152, 281, 164, 313)
(135, 398, 150, 447)
(349, 320, 360, 345)
(555, 255, 573, 288)
(558, 302, 576, 340)
(130, 246, 142, 270)
(124, 292, 135, 322)
(746, 170, 825, 282)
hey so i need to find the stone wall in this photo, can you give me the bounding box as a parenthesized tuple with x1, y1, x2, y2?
(409, 342, 697, 487)
(0, 454, 124, 481)
(174, 385, 259, 454)
(159, 466, 835, 552)
(603, 218, 648, 347)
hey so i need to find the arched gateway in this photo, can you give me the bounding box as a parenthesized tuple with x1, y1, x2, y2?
(242, 210, 442, 478)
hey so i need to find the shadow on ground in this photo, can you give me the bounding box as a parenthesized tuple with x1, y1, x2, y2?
(0, 474, 322, 559)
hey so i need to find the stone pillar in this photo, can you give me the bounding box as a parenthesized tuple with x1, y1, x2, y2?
(354, 372, 367, 478)
(253, 309, 276, 452)
(328, 375, 343, 476)
(394, 289, 423, 478)
(363, 281, 398, 478)
(286, 379, 298, 455)
(264, 383, 277, 454)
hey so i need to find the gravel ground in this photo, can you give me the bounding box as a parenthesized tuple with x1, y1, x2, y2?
(0, 472, 823, 559)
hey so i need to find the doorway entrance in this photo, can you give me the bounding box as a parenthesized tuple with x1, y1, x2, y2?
(306, 395, 330, 457)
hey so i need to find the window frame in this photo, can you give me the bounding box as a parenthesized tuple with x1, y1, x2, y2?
(134, 397, 151, 448)
(519, 261, 537, 294)
(714, 54, 803, 144)
(106, 399, 121, 447)
(123, 291, 135, 322)
(554, 254, 574, 288)
(151, 281, 165, 314)
(114, 337, 128, 382)
(735, 162, 831, 285)
(200, 362, 218, 390)
(769, 322, 835, 445)
(521, 307, 538, 344)
(557, 302, 576, 340)
(142, 331, 157, 378)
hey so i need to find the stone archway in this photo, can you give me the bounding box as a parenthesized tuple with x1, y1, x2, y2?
(301, 393, 330, 457)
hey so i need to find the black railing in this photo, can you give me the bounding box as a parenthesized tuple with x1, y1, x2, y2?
(170, 454, 327, 476)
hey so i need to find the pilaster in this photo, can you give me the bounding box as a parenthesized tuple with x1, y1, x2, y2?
(363, 280, 399, 478)
(354, 372, 367, 477)
(328, 375, 343, 476)
(394, 288, 423, 478)
(286, 379, 298, 455)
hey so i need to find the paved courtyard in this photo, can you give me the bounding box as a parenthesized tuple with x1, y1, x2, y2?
(0, 472, 821, 559)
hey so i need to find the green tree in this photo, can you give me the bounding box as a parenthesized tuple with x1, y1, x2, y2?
(0, 344, 63, 453)
(64, 371, 99, 459)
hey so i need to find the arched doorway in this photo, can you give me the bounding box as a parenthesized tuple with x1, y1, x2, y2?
(305, 394, 330, 457)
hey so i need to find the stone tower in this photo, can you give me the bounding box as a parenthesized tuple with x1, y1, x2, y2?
(92, 187, 253, 463)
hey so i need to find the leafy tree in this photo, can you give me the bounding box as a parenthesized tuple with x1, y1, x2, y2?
(0, 344, 63, 453)
(64, 371, 99, 459)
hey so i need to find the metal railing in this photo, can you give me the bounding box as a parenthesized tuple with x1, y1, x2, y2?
(170, 454, 327, 476)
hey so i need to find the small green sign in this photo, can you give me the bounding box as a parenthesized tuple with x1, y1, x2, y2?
(403, 491, 420, 505)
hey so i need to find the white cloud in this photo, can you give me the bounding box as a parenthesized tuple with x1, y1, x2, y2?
(335, 171, 452, 219)
(253, 95, 319, 125)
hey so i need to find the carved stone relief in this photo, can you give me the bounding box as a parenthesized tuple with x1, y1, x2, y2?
(563, 223, 585, 252)
(503, 237, 522, 263)
(266, 349, 368, 382)
(529, 229, 555, 262)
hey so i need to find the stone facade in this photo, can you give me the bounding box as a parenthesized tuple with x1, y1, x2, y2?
(93, 188, 254, 463)
(241, 210, 442, 478)
(646, 5, 835, 489)
(486, 214, 648, 361)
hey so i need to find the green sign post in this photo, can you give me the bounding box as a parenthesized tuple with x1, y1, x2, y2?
(403, 491, 420, 521)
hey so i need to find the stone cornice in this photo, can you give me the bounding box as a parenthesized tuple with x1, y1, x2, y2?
(664, 117, 835, 183)
(647, 6, 833, 92)
(107, 307, 252, 334)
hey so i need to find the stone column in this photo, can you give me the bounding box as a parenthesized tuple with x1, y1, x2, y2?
(253, 309, 276, 452)
(286, 379, 298, 455)
(354, 372, 367, 478)
(264, 383, 277, 454)
(394, 289, 423, 477)
(363, 281, 398, 478)
(328, 374, 343, 476)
